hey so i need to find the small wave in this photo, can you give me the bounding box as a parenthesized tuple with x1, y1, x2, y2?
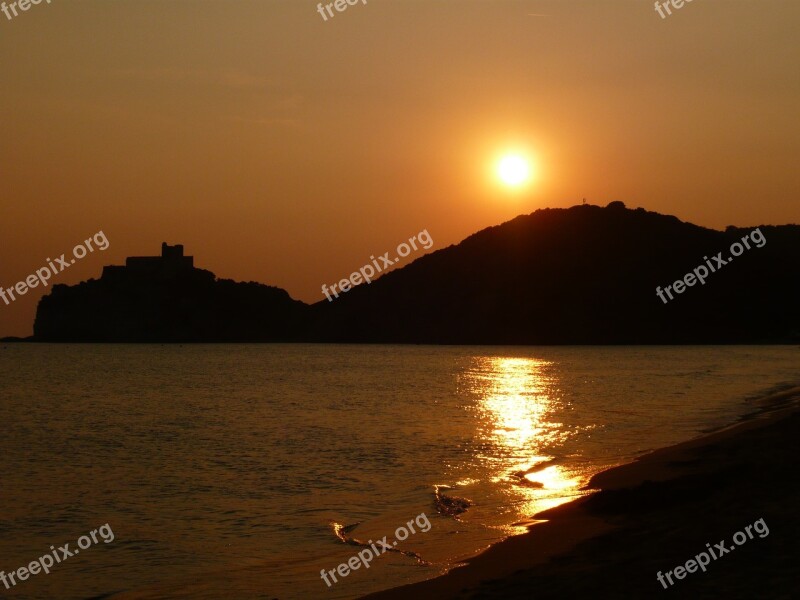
(332, 521, 362, 545)
(511, 457, 558, 478)
(329, 521, 429, 565)
(433, 484, 472, 519)
(512, 477, 544, 488)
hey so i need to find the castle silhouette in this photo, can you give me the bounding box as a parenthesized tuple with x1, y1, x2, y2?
(101, 243, 204, 281)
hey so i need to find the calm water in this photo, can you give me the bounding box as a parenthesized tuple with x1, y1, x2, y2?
(0, 345, 797, 599)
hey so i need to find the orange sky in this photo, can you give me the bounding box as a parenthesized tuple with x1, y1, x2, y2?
(1, 0, 799, 337)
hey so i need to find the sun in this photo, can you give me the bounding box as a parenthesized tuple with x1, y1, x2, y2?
(497, 154, 532, 188)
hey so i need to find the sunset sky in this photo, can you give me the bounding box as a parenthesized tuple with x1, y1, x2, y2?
(1, 0, 798, 337)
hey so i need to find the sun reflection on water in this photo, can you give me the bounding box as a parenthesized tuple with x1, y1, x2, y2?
(464, 357, 589, 531)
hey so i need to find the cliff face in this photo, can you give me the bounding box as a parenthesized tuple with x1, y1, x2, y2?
(33, 204, 800, 343)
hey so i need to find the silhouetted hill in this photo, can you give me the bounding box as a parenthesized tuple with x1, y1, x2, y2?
(309, 203, 800, 344)
(32, 204, 800, 343)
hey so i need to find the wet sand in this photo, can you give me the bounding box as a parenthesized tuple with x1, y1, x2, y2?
(365, 386, 800, 599)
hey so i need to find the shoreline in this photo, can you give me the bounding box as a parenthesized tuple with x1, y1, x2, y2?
(364, 385, 800, 599)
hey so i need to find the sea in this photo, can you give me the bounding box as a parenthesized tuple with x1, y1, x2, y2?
(0, 344, 797, 600)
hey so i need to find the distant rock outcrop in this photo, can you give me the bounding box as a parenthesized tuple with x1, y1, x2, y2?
(34, 243, 306, 342)
(33, 205, 800, 343)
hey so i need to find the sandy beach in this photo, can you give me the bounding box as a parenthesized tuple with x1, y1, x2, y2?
(366, 386, 800, 599)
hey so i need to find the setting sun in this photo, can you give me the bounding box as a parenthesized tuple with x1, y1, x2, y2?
(497, 154, 533, 188)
